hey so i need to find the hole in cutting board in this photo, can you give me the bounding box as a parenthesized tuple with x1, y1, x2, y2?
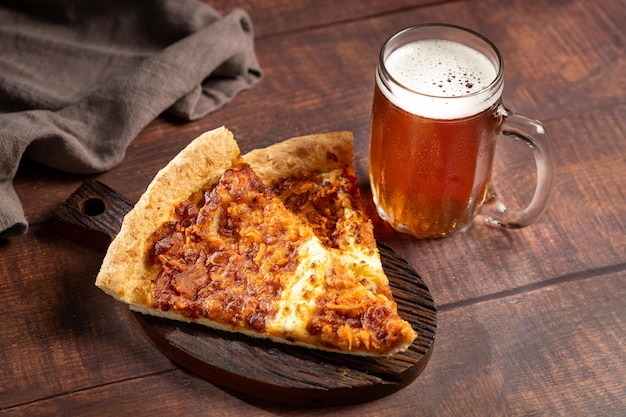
(81, 197, 106, 217)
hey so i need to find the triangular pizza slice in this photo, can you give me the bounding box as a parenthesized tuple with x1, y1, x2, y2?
(95, 127, 416, 356)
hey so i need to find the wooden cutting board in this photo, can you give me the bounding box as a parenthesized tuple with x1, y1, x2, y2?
(54, 180, 437, 407)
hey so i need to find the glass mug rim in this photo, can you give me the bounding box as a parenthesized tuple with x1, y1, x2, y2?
(378, 23, 505, 105)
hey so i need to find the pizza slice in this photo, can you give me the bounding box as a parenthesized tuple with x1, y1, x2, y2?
(95, 127, 417, 356)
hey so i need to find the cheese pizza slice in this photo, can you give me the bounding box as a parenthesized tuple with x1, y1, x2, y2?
(95, 127, 416, 356)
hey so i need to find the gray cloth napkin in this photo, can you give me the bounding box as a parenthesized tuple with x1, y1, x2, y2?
(0, 0, 262, 237)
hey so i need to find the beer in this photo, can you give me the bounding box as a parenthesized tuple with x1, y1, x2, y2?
(369, 24, 554, 239)
(369, 34, 504, 237)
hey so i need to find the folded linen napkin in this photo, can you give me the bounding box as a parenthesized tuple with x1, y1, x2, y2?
(0, 0, 262, 237)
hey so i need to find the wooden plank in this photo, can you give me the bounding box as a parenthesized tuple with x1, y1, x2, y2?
(4, 271, 624, 416)
(0, 228, 175, 408)
(401, 272, 626, 417)
(1, 370, 249, 417)
(209, 0, 440, 37)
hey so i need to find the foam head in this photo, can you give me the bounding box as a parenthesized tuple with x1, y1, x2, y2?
(378, 39, 503, 119)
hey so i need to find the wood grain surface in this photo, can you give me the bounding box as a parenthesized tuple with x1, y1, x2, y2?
(2, 0, 625, 416)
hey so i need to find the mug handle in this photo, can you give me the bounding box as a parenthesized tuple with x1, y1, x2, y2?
(481, 106, 555, 228)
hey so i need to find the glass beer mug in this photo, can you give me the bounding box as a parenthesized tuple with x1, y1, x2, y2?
(369, 24, 554, 238)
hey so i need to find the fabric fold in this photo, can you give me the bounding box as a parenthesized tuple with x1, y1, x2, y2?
(0, 0, 263, 238)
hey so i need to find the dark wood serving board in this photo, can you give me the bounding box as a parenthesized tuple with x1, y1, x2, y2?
(54, 181, 437, 407)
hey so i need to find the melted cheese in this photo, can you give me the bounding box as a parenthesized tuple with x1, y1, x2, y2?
(335, 247, 385, 286)
(267, 237, 328, 335)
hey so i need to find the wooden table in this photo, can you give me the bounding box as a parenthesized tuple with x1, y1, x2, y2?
(2, 0, 625, 415)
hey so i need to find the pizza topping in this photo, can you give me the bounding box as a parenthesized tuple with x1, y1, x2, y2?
(268, 248, 414, 354)
(147, 163, 415, 355)
(274, 169, 377, 253)
(150, 165, 311, 332)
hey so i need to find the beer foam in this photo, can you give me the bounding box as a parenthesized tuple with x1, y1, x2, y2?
(379, 39, 502, 119)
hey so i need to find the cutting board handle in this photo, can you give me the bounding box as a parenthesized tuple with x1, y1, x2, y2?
(53, 181, 133, 250)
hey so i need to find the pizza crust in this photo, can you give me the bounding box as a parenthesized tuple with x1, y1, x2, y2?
(243, 131, 354, 184)
(95, 127, 240, 306)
